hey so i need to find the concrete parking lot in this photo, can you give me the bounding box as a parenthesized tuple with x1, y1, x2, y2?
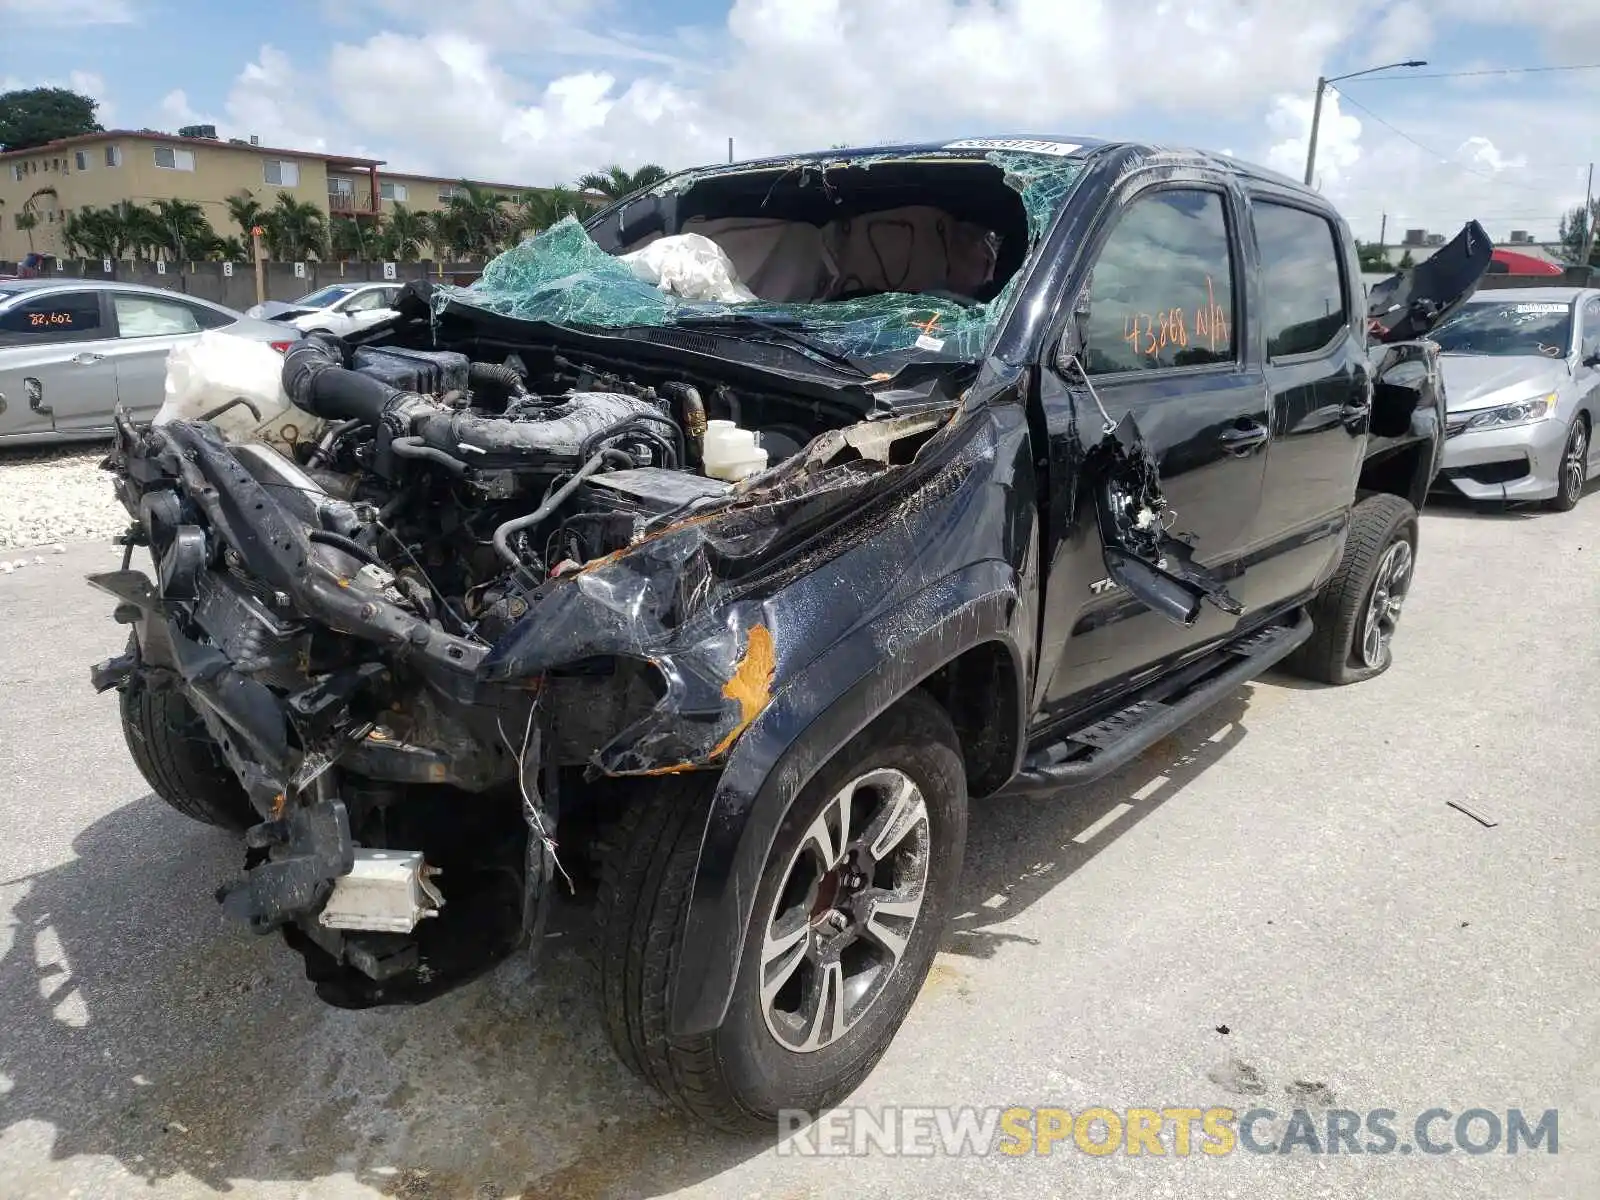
(0, 497, 1595, 1200)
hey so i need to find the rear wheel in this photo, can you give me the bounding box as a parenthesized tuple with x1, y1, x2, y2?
(1286, 493, 1418, 686)
(120, 657, 255, 830)
(596, 690, 967, 1131)
(1545, 415, 1588, 512)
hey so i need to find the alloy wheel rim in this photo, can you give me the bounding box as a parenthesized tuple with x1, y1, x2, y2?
(759, 767, 931, 1053)
(1564, 424, 1587, 503)
(1360, 539, 1413, 668)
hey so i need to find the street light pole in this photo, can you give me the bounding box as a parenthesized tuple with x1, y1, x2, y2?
(1304, 59, 1428, 187)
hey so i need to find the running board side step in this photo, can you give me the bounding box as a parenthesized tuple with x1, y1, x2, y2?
(1002, 609, 1313, 795)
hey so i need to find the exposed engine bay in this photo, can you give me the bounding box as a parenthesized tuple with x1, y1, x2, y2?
(90, 310, 959, 1007)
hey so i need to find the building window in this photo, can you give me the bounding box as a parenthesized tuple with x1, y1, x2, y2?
(105, 145, 122, 168)
(263, 159, 300, 187)
(153, 146, 195, 171)
(438, 185, 461, 203)
(75, 150, 89, 172)
(380, 181, 408, 202)
(328, 176, 353, 196)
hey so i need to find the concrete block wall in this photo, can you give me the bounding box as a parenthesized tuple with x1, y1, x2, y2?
(0, 259, 485, 311)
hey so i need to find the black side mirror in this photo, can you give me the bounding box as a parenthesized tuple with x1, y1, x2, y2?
(1583, 351, 1600, 368)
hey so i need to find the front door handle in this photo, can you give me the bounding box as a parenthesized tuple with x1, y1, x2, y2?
(1218, 421, 1269, 453)
(71, 351, 105, 366)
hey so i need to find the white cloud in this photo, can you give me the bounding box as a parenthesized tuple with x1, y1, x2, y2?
(0, 0, 135, 27)
(117, 0, 1600, 246)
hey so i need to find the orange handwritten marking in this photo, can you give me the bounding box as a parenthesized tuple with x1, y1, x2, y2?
(909, 312, 943, 337)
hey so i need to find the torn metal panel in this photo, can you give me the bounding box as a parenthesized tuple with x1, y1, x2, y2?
(1084, 412, 1243, 628)
(480, 408, 962, 775)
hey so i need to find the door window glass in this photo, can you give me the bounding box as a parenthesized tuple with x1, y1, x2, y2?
(1583, 298, 1600, 359)
(1082, 189, 1235, 374)
(1254, 201, 1349, 359)
(113, 294, 203, 338)
(0, 292, 104, 338)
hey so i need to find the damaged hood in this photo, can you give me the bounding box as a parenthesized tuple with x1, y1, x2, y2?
(1439, 355, 1569, 413)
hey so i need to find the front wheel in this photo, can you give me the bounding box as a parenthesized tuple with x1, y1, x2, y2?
(1544, 415, 1589, 512)
(596, 690, 968, 1131)
(1286, 493, 1419, 686)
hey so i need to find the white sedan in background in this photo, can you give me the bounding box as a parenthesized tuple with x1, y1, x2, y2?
(246, 282, 403, 336)
(0, 280, 297, 445)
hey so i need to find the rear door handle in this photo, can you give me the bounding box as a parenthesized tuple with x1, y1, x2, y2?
(71, 351, 105, 365)
(1218, 422, 1269, 452)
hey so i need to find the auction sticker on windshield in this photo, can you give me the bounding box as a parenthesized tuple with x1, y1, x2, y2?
(943, 138, 1081, 156)
(1513, 303, 1567, 314)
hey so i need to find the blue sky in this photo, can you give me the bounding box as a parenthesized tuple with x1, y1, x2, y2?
(7, 0, 1600, 241)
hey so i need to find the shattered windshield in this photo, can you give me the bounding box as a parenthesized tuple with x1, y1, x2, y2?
(430, 149, 1085, 366)
(1431, 300, 1573, 358)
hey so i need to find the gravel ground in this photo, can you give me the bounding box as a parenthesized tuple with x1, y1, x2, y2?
(0, 442, 126, 551)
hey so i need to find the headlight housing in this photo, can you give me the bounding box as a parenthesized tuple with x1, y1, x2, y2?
(1463, 393, 1558, 432)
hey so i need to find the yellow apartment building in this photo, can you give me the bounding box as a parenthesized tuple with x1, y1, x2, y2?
(0, 128, 564, 261)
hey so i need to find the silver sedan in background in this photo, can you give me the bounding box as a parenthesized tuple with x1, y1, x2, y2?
(0, 280, 298, 445)
(1431, 286, 1600, 511)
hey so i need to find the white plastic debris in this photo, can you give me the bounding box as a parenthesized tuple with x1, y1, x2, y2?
(620, 233, 758, 304)
(155, 330, 326, 456)
(32, 556, 44, 565)
(0, 563, 12, 574)
(50, 543, 66, 554)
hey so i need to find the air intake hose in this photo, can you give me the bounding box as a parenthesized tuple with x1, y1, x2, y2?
(282, 333, 425, 427)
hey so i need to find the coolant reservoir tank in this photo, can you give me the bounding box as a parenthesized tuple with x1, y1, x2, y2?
(702, 418, 769, 481)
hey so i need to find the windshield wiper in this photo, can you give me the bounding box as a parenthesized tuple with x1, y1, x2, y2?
(671, 313, 871, 379)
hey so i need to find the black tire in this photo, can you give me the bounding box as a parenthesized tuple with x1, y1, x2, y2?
(596, 689, 968, 1131)
(120, 672, 256, 830)
(1544, 414, 1589, 512)
(1286, 493, 1419, 686)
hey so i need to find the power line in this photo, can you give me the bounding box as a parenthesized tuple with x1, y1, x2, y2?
(1330, 88, 1555, 193)
(1350, 62, 1600, 81)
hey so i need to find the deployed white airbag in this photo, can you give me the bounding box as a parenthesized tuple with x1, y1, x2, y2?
(154, 331, 324, 455)
(619, 232, 758, 303)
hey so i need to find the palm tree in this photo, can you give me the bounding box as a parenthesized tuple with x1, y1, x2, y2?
(225, 190, 265, 259)
(514, 185, 584, 239)
(576, 164, 669, 200)
(151, 198, 215, 262)
(14, 187, 58, 254)
(263, 191, 327, 261)
(329, 215, 378, 261)
(379, 203, 432, 261)
(209, 235, 248, 263)
(433, 181, 511, 261)
(108, 200, 164, 261)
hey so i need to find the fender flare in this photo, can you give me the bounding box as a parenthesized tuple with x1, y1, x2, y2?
(666, 559, 1027, 1037)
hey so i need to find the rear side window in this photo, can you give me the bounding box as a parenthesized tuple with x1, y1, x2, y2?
(111, 295, 232, 336)
(1583, 297, 1600, 360)
(1254, 201, 1349, 359)
(1082, 189, 1236, 374)
(0, 292, 104, 338)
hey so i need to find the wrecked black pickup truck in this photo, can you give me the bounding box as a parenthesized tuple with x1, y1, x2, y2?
(89, 137, 1487, 1132)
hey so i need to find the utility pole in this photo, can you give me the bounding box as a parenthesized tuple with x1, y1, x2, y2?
(728, 137, 734, 164)
(251, 225, 266, 305)
(1304, 60, 1427, 186)
(1582, 163, 1594, 267)
(1378, 212, 1387, 259)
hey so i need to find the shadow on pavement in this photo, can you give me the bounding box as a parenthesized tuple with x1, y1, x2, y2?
(0, 795, 765, 1198)
(0, 685, 1262, 1198)
(943, 687, 1255, 962)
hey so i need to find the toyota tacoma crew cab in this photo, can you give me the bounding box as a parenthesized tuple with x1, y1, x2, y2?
(89, 136, 1486, 1131)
